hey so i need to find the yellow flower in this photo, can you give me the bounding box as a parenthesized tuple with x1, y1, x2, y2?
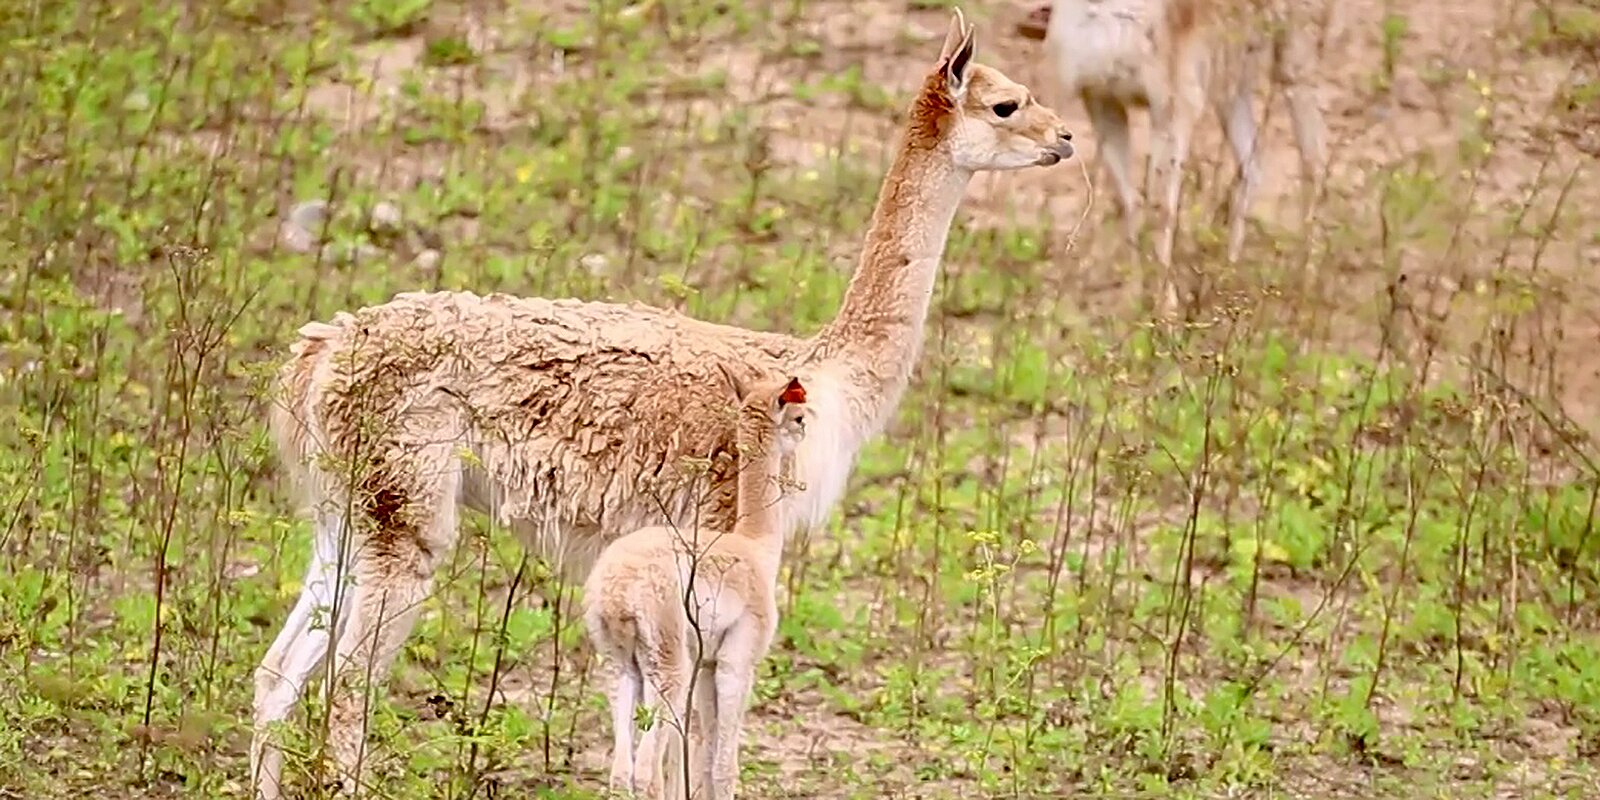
(515, 164, 534, 184)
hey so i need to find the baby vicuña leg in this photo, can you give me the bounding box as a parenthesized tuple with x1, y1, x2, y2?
(707, 617, 774, 800)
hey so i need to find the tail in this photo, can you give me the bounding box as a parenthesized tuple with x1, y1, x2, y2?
(268, 315, 353, 501)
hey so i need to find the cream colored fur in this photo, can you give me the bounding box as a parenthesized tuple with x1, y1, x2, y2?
(1044, 0, 1332, 310)
(584, 375, 807, 800)
(249, 9, 1074, 798)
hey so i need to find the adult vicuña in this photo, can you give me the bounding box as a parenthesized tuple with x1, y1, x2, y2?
(1041, 0, 1331, 308)
(250, 9, 1074, 797)
(585, 373, 808, 800)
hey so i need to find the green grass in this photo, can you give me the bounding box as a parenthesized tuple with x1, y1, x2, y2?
(1, 0, 1597, 798)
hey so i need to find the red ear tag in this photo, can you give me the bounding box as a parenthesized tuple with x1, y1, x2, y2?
(779, 378, 807, 405)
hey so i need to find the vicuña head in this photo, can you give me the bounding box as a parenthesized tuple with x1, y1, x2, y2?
(730, 372, 809, 463)
(917, 8, 1074, 171)
(719, 369, 810, 534)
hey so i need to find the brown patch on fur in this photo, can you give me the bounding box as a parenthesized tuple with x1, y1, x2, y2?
(1168, 0, 1205, 38)
(359, 472, 410, 534)
(355, 457, 422, 563)
(700, 444, 743, 528)
(907, 70, 955, 149)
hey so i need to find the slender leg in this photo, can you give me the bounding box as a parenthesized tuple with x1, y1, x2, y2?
(689, 663, 718, 799)
(1150, 54, 1207, 315)
(634, 660, 691, 800)
(252, 507, 350, 800)
(1286, 90, 1326, 225)
(1275, 0, 1329, 226)
(708, 662, 749, 800)
(325, 457, 458, 796)
(1155, 86, 1204, 268)
(608, 661, 643, 793)
(662, 715, 687, 800)
(1082, 90, 1139, 245)
(631, 602, 691, 800)
(325, 556, 435, 795)
(1218, 60, 1264, 265)
(708, 618, 771, 800)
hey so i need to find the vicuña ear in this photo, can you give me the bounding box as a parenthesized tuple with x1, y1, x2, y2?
(938, 8, 976, 98)
(937, 8, 967, 64)
(714, 362, 751, 403)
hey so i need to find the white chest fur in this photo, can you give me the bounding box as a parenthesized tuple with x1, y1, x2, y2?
(776, 370, 868, 538)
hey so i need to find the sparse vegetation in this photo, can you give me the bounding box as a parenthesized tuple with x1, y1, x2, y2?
(1, 1, 1596, 799)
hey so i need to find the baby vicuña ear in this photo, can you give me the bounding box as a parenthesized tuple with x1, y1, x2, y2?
(937, 8, 976, 97)
(714, 362, 752, 403)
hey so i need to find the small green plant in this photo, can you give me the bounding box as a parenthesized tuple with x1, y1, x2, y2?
(1379, 11, 1411, 91)
(424, 34, 478, 67)
(1528, 1, 1600, 50)
(351, 0, 432, 37)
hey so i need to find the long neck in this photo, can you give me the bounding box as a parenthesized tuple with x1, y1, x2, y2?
(731, 426, 786, 570)
(808, 114, 972, 436)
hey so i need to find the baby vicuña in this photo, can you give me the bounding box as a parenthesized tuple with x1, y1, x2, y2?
(584, 372, 808, 800)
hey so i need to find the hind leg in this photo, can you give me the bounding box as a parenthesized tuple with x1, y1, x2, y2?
(1218, 61, 1264, 265)
(689, 662, 718, 799)
(1082, 90, 1139, 245)
(252, 507, 351, 800)
(1275, 0, 1329, 225)
(634, 649, 692, 800)
(707, 618, 773, 800)
(607, 659, 643, 793)
(1151, 87, 1204, 269)
(325, 460, 459, 795)
(1148, 54, 1208, 315)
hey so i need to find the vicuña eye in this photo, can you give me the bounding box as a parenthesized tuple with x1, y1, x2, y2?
(992, 101, 1018, 118)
